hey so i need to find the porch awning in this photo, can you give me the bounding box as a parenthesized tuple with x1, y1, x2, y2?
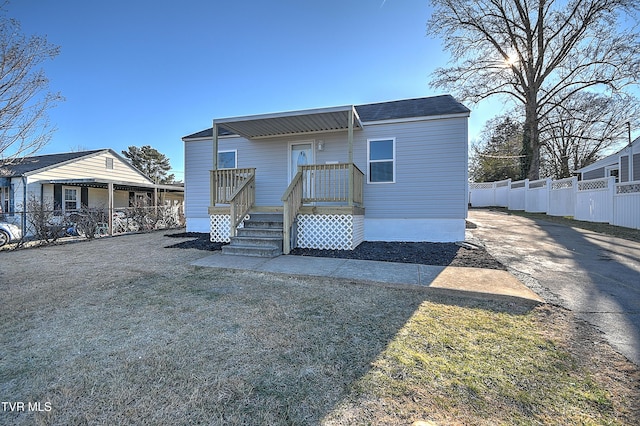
(214, 105, 363, 139)
(45, 178, 184, 193)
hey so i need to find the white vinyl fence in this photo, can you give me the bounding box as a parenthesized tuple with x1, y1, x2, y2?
(470, 177, 640, 229)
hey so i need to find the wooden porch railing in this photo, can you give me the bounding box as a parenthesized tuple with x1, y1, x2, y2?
(281, 163, 363, 254)
(210, 168, 256, 205)
(298, 163, 364, 206)
(210, 168, 256, 238)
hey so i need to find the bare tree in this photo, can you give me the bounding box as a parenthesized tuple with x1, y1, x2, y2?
(540, 92, 640, 178)
(427, 0, 640, 179)
(0, 4, 62, 161)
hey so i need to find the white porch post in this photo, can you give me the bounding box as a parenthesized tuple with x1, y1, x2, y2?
(108, 182, 114, 236)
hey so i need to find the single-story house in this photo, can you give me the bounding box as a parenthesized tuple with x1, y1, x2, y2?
(575, 136, 640, 182)
(0, 149, 184, 234)
(182, 95, 470, 256)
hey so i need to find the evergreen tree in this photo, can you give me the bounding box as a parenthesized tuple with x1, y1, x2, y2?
(470, 116, 523, 182)
(122, 145, 175, 184)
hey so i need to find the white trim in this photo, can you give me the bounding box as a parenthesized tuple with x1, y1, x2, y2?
(367, 138, 396, 184)
(361, 112, 470, 126)
(213, 105, 355, 124)
(63, 186, 80, 212)
(288, 140, 315, 183)
(364, 218, 465, 242)
(605, 165, 620, 182)
(182, 134, 242, 142)
(217, 149, 238, 169)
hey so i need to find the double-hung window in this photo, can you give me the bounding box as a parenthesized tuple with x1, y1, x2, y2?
(218, 150, 237, 169)
(64, 187, 80, 211)
(367, 138, 395, 183)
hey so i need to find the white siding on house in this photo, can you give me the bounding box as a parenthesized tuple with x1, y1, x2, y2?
(27, 151, 151, 184)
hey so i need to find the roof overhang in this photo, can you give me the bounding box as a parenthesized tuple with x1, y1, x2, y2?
(45, 178, 184, 193)
(214, 105, 363, 139)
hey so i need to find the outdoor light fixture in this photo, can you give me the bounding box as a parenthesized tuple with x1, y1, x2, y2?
(317, 140, 324, 151)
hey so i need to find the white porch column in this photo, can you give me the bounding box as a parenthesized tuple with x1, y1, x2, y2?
(108, 182, 114, 236)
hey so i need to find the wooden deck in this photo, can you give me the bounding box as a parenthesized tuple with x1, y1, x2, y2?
(209, 163, 365, 253)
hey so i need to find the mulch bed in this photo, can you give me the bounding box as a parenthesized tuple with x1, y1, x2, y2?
(165, 232, 505, 270)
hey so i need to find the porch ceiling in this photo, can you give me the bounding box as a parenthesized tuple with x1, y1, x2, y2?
(214, 105, 363, 139)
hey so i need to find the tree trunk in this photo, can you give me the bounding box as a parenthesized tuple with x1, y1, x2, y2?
(521, 100, 541, 180)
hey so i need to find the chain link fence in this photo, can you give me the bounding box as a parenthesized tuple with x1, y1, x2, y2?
(1, 199, 184, 249)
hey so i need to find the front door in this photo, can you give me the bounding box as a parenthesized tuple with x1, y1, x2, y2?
(290, 143, 313, 181)
(290, 142, 314, 199)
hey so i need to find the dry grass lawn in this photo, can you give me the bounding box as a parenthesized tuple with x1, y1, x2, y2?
(1, 232, 638, 425)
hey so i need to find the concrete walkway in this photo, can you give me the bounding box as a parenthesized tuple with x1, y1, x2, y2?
(191, 252, 544, 304)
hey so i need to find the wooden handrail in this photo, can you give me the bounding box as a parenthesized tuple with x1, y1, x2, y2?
(229, 173, 255, 237)
(281, 163, 363, 253)
(282, 171, 303, 254)
(210, 168, 256, 238)
(210, 168, 256, 205)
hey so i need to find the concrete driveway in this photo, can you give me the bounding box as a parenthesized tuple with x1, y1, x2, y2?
(468, 209, 640, 366)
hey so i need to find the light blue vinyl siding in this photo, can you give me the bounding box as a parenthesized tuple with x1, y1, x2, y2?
(184, 139, 213, 223)
(184, 114, 468, 223)
(218, 137, 288, 206)
(356, 117, 468, 219)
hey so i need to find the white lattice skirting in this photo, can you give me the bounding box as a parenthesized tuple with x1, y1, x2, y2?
(296, 214, 364, 250)
(210, 214, 231, 242)
(210, 214, 247, 242)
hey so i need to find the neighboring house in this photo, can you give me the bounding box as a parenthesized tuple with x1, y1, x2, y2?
(182, 95, 470, 255)
(0, 149, 184, 232)
(575, 136, 640, 182)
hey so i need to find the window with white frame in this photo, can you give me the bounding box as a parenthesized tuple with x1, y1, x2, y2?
(64, 187, 80, 211)
(367, 138, 395, 183)
(1, 186, 11, 215)
(218, 150, 237, 169)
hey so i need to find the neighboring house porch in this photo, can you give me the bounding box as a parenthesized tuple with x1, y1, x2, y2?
(0, 149, 184, 238)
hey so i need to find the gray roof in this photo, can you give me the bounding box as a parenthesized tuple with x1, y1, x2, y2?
(0, 149, 105, 177)
(355, 95, 470, 122)
(182, 95, 470, 140)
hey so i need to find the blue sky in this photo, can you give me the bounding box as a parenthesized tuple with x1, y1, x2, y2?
(7, 1, 523, 180)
